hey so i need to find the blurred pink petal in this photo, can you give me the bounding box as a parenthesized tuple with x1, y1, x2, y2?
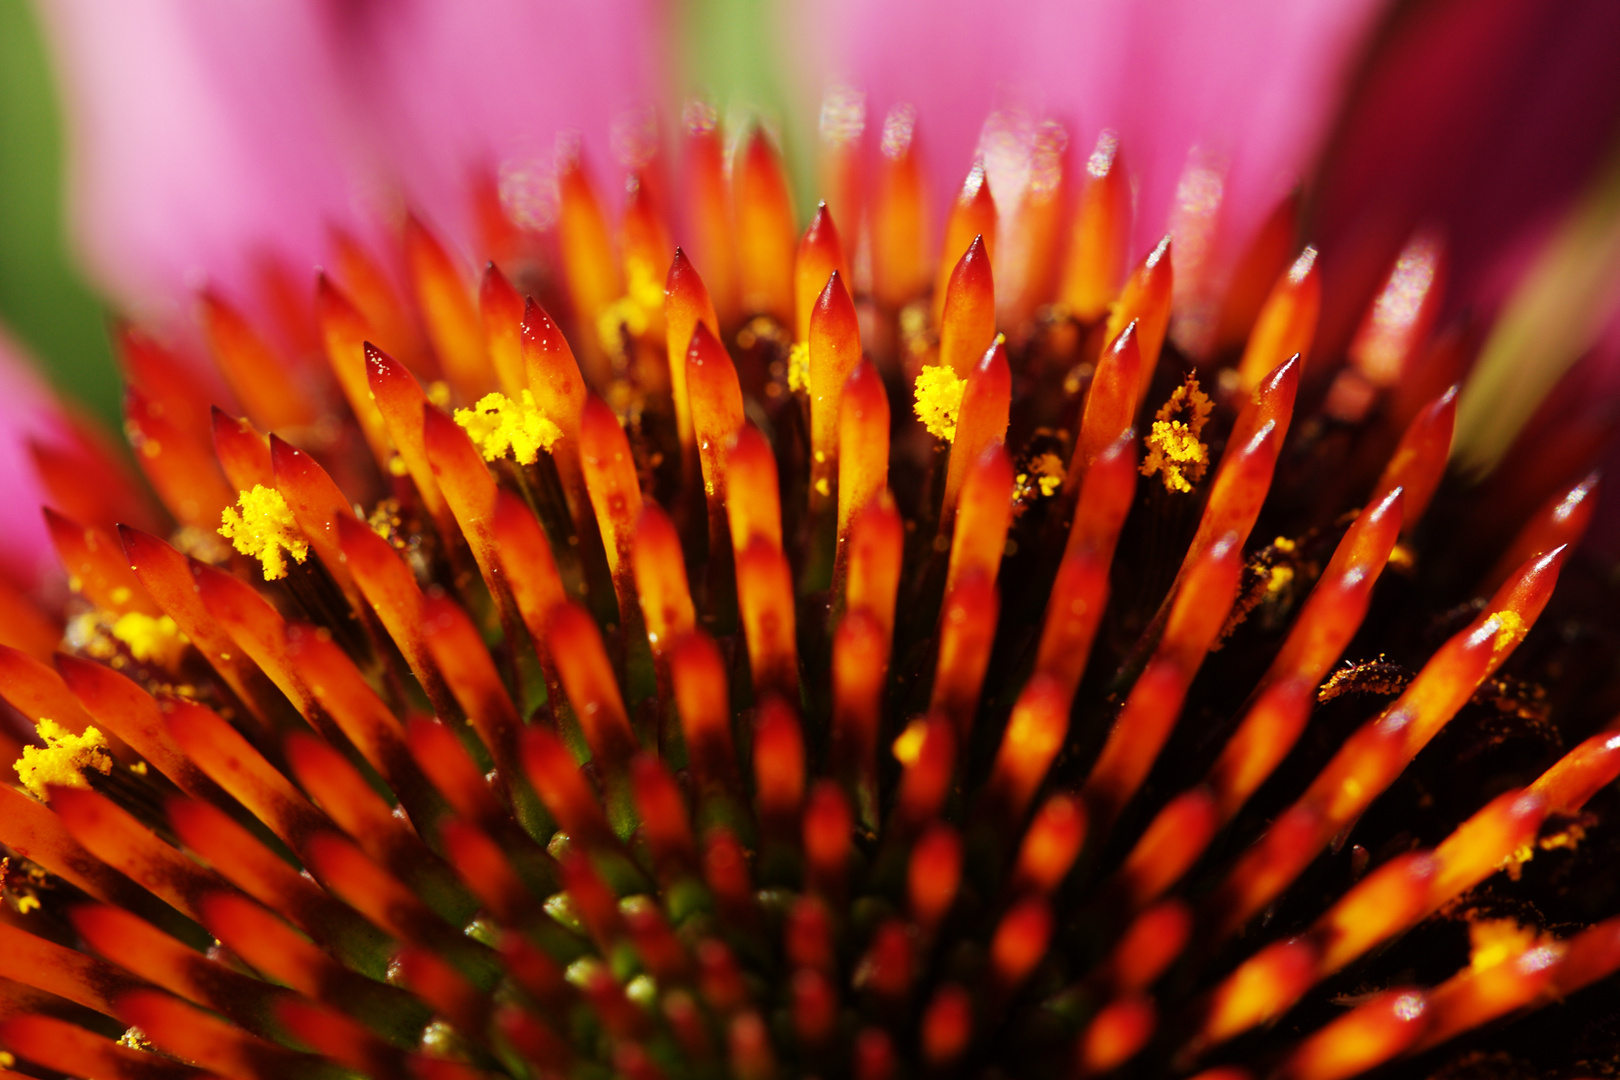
(805, 0, 1388, 335)
(328, 0, 665, 260)
(36, 0, 365, 326)
(37, 0, 664, 323)
(0, 331, 70, 587)
(1310, 0, 1620, 353)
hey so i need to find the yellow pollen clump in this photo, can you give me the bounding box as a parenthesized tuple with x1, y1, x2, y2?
(1488, 610, 1527, 655)
(787, 341, 810, 393)
(111, 612, 188, 667)
(14, 719, 112, 800)
(219, 486, 309, 581)
(597, 295, 649, 355)
(914, 363, 966, 441)
(454, 390, 563, 466)
(1468, 918, 1543, 971)
(1141, 373, 1214, 493)
(892, 718, 930, 766)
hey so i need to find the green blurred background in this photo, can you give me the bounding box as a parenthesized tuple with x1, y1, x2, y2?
(0, 0, 117, 422)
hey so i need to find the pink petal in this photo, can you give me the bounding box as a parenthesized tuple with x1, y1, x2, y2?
(329, 0, 665, 260)
(37, 0, 366, 325)
(804, 0, 1387, 290)
(1310, 0, 1620, 352)
(0, 331, 71, 587)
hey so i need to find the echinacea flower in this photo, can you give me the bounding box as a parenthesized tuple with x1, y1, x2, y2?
(3, 2, 1620, 1080)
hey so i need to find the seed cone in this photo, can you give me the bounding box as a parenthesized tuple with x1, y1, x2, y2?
(2, 105, 1619, 1080)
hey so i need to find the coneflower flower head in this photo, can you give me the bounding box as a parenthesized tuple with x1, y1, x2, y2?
(3, 75, 1620, 1080)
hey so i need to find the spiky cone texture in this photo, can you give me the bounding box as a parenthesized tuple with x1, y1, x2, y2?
(2, 108, 1620, 1080)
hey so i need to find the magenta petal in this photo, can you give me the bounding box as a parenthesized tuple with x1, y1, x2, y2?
(808, 0, 1387, 276)
(0, 332, 69, 586)
(319, 0, 664, 259)
(37, 0, 365, 322)
(1310, 0, 1620, 351)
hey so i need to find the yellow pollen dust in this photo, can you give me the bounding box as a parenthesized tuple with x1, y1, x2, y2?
(914, 363, 966, 441)
(597, 295, 649, 355)
(787, 341, 810, 393)
(454, 390, 563, 466)
(14, 719, 112, 800)
(1141, 373, 1214, 493)
(1488, 610, 1527, 655)
(220, 486, 309, 581)
(1468, 918, 1544, 971)
(111, 612, 188, 667)
(892, 718, 930, 766)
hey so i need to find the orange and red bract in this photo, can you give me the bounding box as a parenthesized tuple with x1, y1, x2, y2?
(1083, 533, 1243, 832)
(940, 337, 1012, 530)
(0, 575, 62, 661)
(1060, 132, 1131, 324)
(1072, 321, 1142, 484)
(670, 631, 738, 794)
(892, 713, 955, 829)
(480, 262, 528, 399)
(1106, 900, 1192, 995)
(726, 423, 784, 556)
(555, 149, 622, 387)
(1178, 354, 1300, 576)
(682, 103, 739, 325)
(112, 321, 215, 444)
(270, 433, 363, 601)
(30, 419, 162, 536)
(1207, 488, 1404, 820)
(803, 780, 853, 900)
(934, 162, 997, 326)
(809, 271, 862, 525)
(201, 290, 318, 430)
(753, 696, 806, 835)
(366, 343, 451, 533)
(630, 753, 697, 880)
(665, 248, 721, 456)
(55, 656, 217, 803)
(736, 536, 798, 700)
(633, 504, 697, 660)
(210, 407, 274, 492)
(1350, 230, 1447, 387)
(1076, 997, 1157, 1078)
(1370, 386, 1457, 527)
(836, 360, 890, 556)
(315, 274, 393, 463)
(687, 323, 747, 557)
(124, 384, 234, 530)
(1486, 470, 1599, 590)
(945, 445, 1014, 596)
(989, 896, 1052, 993)
(546, 601, 637, 768)
(1110, 788, 1219, 912)
(845, 491, 904, 644)
(981, 674, 1069, 830)
(921, 984, 972, 1066)
(796, 204, 850, 343)
(1011, 793, 1088, 897)
(733, 127, 797, 324)
(870, 104, 929, 312)
(1105, 237, 1174, 409)
(337, 513, 453, 716)
(421, 593, 524, 781)
(908, 823, 962, 935)
(929, 569, 999, 739)
(620, 172, 672, 338)
(1035, 550, 1109, 703)
(937, 235, 997, 379)
(1276, 990, 1429, 1080)
(831, 607, 887, 827)
(1236, 247, 1320, 391)
(578, 394, 645, 624)
(404, 216, 495, 403)
(43, 508, 157, 616)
